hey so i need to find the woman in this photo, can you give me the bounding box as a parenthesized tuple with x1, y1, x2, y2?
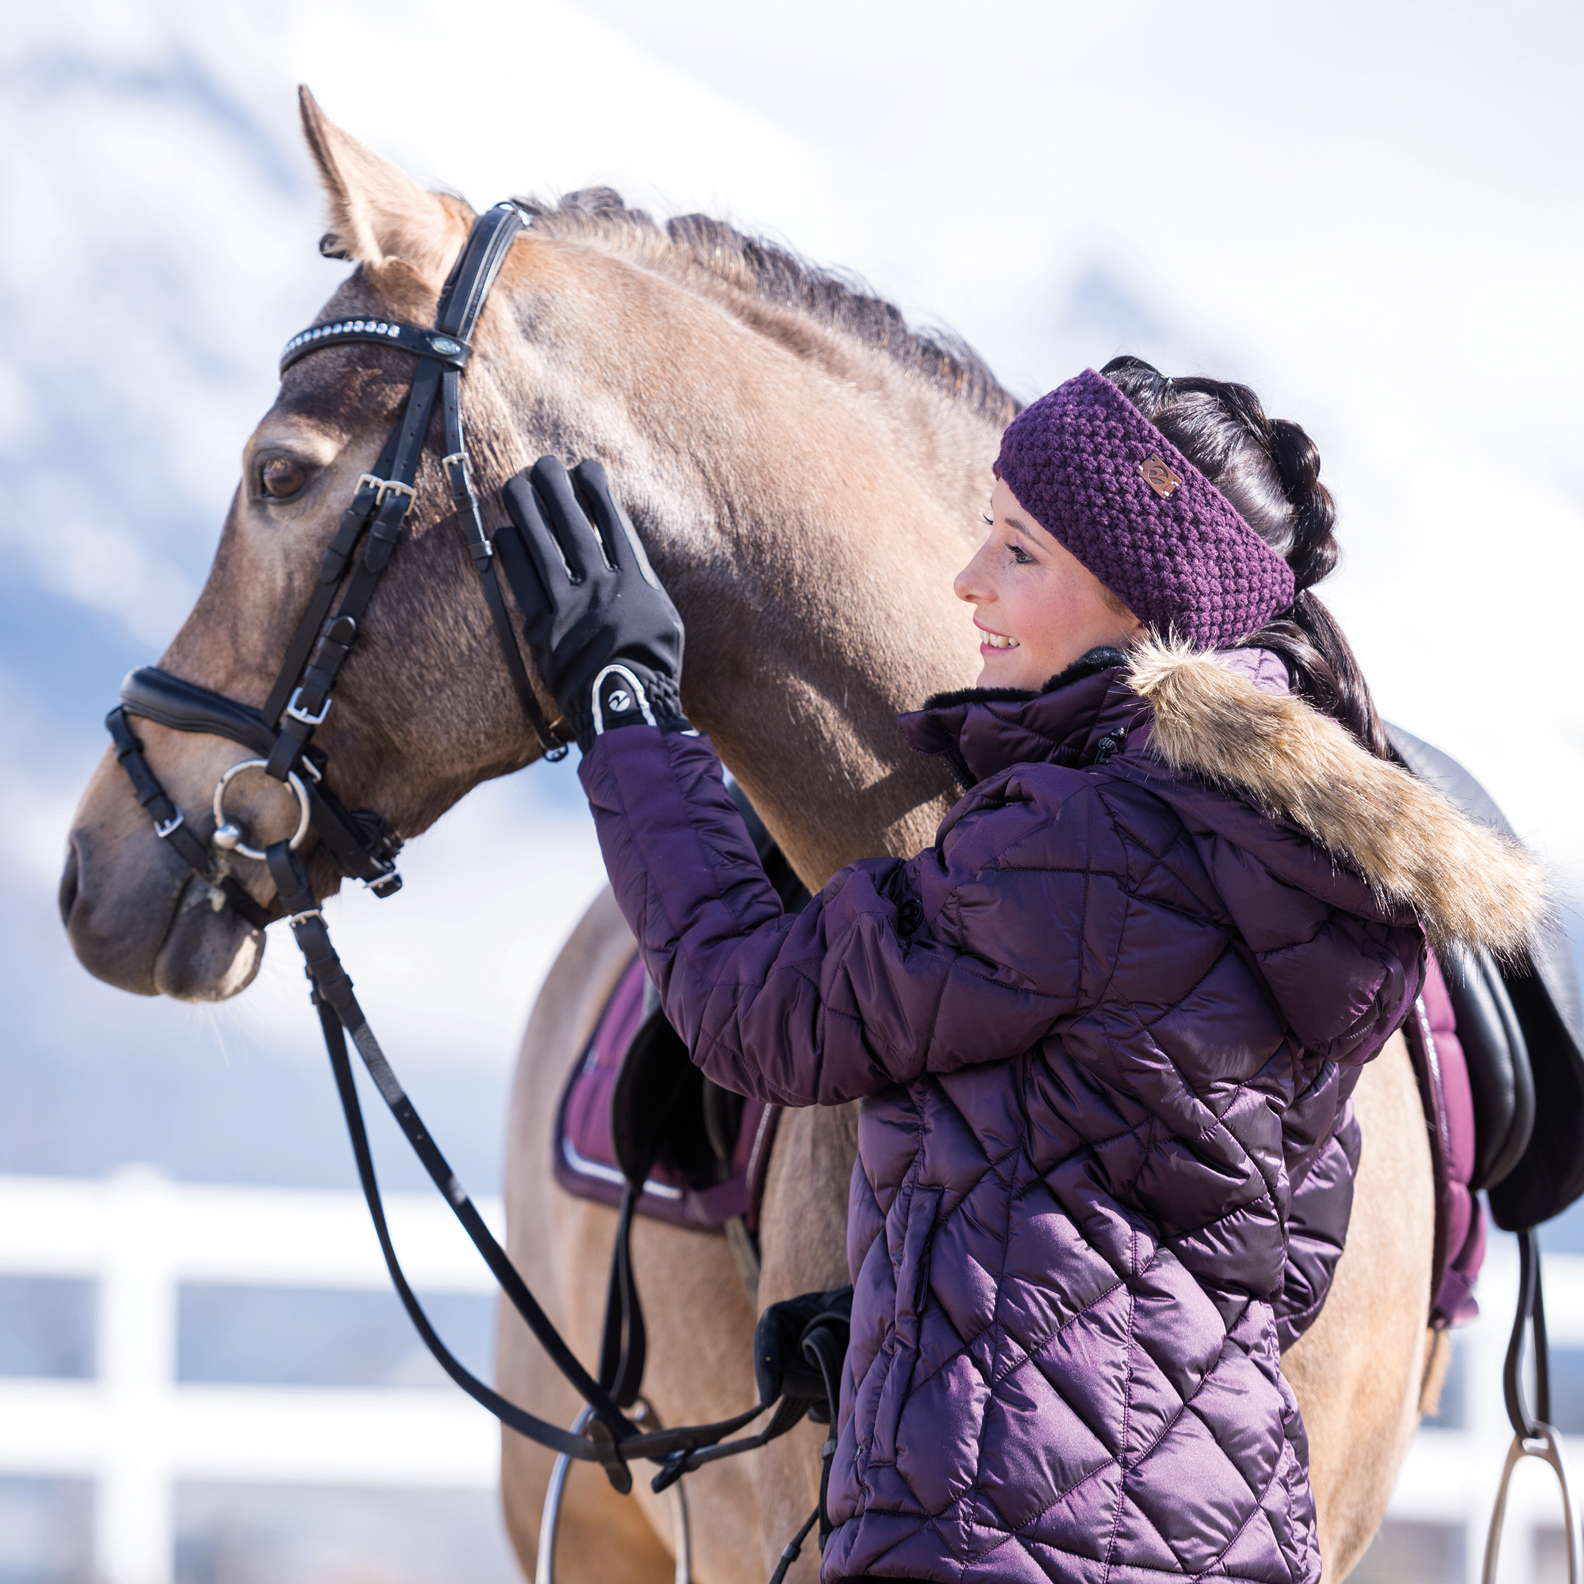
(503, 359, 1548, 1584)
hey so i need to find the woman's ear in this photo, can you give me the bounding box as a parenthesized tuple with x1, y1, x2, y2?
(297, 84, 469, 284)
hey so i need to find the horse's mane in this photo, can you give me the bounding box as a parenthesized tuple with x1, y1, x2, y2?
(509, 186, 1019, 427)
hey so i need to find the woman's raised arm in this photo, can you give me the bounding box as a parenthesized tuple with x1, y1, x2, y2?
(578, 720, 1129, 1106)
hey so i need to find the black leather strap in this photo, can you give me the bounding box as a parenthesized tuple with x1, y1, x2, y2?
(260, 474, 385, 727)
(118, 667, 403, 895)
(597, 1184, 648, 1409)
(260, 481, 419, 785)
(281, 319, 471, 373)
(1502, 1226, 1552, 1439)
(1438, 941, 1535, 1191)
(120, 667, 275, 756)
(264, 842, 641, 1473)
(434, 203, 526, 339)
(106, 707, 275, 930)
(263, 839, 800, 1486)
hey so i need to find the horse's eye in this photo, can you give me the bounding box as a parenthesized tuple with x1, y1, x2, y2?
(258, 455, 309, 500)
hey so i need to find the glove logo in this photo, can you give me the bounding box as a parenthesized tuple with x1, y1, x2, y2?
(609, 688, 632, 712)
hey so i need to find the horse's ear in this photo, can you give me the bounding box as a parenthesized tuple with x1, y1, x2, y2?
(297, 85, 465, 279)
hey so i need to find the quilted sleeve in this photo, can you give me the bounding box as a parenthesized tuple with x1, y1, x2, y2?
(576, 722, 1127, 1107)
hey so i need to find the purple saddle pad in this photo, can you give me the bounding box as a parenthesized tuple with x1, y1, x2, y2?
(553, 952, 780, 1233)
(1413, 946, 1486, 1328)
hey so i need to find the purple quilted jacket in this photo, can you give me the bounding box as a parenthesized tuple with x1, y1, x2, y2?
(576, 634, 1547, 1584)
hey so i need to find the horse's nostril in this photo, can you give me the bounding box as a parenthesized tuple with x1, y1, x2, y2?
(58, 845, 81, 927)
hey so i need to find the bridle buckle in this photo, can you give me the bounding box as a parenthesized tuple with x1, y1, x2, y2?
(154, 810, 185, 840)
(285, 686, 332, 727)
(356, 473, 417, 508)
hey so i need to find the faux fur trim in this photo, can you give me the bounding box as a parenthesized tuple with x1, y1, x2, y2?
(1123, 632, 1554, 965)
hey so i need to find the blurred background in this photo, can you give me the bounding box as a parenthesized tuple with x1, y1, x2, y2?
(3, 0, 1581, 1579)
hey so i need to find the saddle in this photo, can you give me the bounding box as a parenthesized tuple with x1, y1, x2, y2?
(553, 774, 808, 1273)
(1385, 720, 1584, 1236)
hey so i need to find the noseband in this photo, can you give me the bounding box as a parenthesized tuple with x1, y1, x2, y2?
(108, 200, 568, 928)
(101, 202, 832, 1510)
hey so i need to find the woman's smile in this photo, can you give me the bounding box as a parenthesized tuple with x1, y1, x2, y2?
(974, 617, 1020, 654)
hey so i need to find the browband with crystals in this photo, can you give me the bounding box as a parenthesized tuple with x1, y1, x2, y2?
(280, 319, 472, 374)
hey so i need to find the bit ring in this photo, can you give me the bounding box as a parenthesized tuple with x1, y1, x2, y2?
(211, 759, 312, 862)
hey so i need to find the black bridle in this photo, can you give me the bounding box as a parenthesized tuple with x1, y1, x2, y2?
(103, 202, 837, 1504)
(110, 201, 568, 930)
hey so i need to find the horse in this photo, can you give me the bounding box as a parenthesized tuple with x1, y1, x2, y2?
(59, 90, 1447, 1581)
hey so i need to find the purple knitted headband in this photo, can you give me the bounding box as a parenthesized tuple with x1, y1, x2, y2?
(992, 368, 1296, 648)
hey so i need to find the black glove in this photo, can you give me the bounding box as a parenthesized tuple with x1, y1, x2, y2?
(502, 456, 692, 752)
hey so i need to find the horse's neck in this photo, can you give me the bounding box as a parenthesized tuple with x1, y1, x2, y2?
(664, 398, 995, 887)
(496, 262, 999, 883)
(702, 680, 959, 890)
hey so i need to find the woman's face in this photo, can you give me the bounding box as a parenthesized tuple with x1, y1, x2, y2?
(954, 475, 1144, 689)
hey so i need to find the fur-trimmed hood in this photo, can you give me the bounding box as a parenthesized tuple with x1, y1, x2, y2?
(895, 632, 1553, 965)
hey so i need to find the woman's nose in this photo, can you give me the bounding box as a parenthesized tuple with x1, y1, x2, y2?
(953, 553, 985, 604)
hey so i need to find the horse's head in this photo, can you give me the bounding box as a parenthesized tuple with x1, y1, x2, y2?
(59, 92, 647, 1001)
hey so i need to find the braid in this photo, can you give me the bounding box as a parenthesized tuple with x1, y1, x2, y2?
(1266, 417, 1337, 593)
(1099, 354, 1391, 759)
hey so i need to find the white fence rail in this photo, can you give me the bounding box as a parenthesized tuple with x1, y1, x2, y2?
(0, 1167, 503, 1584)
(0, 1168, 1580, 1584)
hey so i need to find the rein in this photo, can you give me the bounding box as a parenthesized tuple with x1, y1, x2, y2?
(104, 201, 836, 1500)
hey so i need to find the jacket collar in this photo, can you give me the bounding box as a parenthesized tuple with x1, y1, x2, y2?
(894, 641, 1273, 788)
(897, 631, 1552, 963)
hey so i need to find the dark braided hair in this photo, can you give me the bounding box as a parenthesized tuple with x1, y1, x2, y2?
(1098, 354, 1390, 759)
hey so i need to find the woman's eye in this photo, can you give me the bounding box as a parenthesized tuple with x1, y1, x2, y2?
(1007, 544, 1033, 565)
(981, 513, 994, 526)
(258, 456, 309, 500)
